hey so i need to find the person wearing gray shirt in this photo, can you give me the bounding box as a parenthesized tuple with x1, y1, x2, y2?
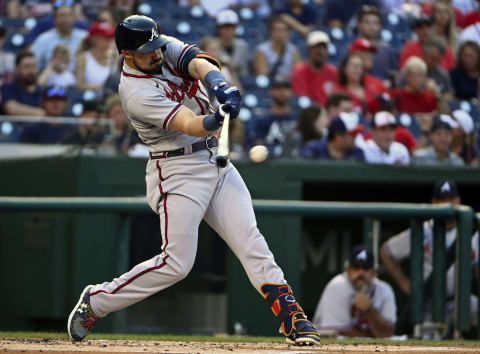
(31, 4, 87, 72)
(411, 115, 465, 167)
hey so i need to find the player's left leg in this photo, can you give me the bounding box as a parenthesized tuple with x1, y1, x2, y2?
(203, 164, 320, 346)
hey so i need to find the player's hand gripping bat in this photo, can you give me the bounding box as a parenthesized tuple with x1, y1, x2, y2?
(216, 112, 230, 168)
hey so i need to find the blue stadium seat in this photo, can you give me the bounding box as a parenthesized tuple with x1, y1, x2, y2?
(448, 100, 480, 124)
(2, 31, 27, 53)
(398, 112, 420, 138)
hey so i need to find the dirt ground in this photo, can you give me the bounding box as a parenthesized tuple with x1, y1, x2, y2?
(2, 338, 480, 354)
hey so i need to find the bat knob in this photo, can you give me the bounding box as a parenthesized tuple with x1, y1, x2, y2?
(216, 155, 228, 168)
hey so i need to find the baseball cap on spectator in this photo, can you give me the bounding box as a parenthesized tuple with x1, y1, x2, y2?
(89, 22, 115, 38)
(328, 112, 363, 139)
(306, 31, 330, 47)
(430, 114, 456, 132)
(216, 9, 239, 26)
(350, 38, 376, 52)
(43, 86, 67, 100)
(432, 180, 459, 199)
(373, 111, 397, 128)
(412, 15, 432, 29)
(348, 245, 374, 269)
(452, 110, 474, 135)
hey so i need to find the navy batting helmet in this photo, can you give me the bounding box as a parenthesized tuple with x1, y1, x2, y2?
(115, 15, 169, 54)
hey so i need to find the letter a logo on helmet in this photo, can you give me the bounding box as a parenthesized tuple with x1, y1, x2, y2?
(115, 15, 169, 54)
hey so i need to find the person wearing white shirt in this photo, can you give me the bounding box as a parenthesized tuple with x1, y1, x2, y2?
(313, 245, 397, 338)
(363, 111, 410, 165)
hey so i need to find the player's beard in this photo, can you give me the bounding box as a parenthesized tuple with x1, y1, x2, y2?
(134, 57, 163, 75)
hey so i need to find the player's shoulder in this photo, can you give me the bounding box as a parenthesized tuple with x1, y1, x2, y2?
(326, 273, 351, 290)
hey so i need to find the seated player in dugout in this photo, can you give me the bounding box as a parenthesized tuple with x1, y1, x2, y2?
(67, 14, 321, 346)
(380, 180, 479, 335)
(313, 245, 397, 338)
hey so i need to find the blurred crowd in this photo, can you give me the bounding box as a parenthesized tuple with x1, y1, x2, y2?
(0, 0, 479, 165)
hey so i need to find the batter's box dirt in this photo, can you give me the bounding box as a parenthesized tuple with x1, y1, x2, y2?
(2, 338, 480, 354)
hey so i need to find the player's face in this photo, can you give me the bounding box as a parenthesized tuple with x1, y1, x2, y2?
(347, 266, 375, 291)
(131, 49, 164, 75)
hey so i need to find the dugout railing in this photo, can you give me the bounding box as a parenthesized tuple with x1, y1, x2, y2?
(0, 196, 477, 338)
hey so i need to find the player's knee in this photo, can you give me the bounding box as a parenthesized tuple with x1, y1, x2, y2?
(169, 254, 195, 281)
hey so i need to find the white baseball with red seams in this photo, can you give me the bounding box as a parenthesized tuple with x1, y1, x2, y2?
(87, 35, 287, 318)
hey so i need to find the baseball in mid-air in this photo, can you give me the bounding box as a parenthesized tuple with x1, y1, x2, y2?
(249, 145, 269, 163)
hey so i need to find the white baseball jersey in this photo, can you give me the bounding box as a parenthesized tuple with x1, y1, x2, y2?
(384, 221, 479, 297)
(312, 273, 397, 332)
(363, 140, 410, 165)
(88, 35, 287, 320)
(118, 35, 214, 152)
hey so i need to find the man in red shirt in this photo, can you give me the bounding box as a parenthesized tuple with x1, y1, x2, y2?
(291, 30, 337, 105)
(399, 16, 455, 71)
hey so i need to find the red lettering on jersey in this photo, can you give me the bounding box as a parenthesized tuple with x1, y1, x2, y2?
(163, 79, 200, 104)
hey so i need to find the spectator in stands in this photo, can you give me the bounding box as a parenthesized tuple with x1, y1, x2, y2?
(363, 111, 410, 165)
(451, 110, 478, 165)
(411, 114, 464, 166)
(390, 56, 440, 115)
(291, 31, 337, 105)
(18, 86, 74, 144)
(349, 39, 388, 95)
(31, 2, 87, 72)
(253, 16, 301, 78)
(332, 52, 378, 115)
(249, 77, 296, 157)
(24, 0, 88, 46)
(429, 0, 458, 52)
(313, 245, 396, 338)
(282, 104, 325, 158)
(96, 7, 116, 28)
(450, 40, 480, 100)
(326, 92, 355, 121)
(75, 22, 115, 91)
(215, 9, 250, 78)
(103, 56, 123, 97)
(323, 0, 381, 28)
(274, 0, 318, 38)
(37, 44, 76, 88)
(380, 180, 478, 334)
(356, 5, 398, 82)
(199, 36, 242, 95)
(422, 37, 454, 100)
(102, 93, 137, 154)
(301, 112, 365, 161)
(1, 52, 44, 116)
(422, 0, 466, 28)
(400, 15, 456, 71)
(0, 23, 15, 86)
(61, 99, 105, 146)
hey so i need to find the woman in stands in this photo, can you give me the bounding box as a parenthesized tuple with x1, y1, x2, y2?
(430, 0, 458, 52)
(74, 21, 116, 91)
(253, 15, 300, 79)
(332, 52, 377, 116)
(450, 40, 480, 100)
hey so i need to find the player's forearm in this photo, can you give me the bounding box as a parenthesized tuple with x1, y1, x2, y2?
(188, 57, 221, 86)
(365, 309, 394, 338)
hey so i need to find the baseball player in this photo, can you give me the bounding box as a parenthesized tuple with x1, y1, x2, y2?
(67, 15, 320, 346)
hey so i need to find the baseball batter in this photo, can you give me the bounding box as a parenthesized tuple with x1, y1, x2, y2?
(67, 15, 320, 346)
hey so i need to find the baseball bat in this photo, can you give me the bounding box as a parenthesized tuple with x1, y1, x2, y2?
(216, 112, 230, 168)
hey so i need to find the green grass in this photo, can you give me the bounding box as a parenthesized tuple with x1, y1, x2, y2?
(1, 332, 480, 347)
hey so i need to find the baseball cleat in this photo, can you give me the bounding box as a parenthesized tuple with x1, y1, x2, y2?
(284, 313, 321, 346)
(67, 285, 98, 342)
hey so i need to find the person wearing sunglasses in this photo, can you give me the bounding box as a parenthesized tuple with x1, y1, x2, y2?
(313, 245, 397, 338)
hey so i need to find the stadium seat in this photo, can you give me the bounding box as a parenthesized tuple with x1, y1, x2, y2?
(2, 31, 27, 53)
(398, 112, 420, 138)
